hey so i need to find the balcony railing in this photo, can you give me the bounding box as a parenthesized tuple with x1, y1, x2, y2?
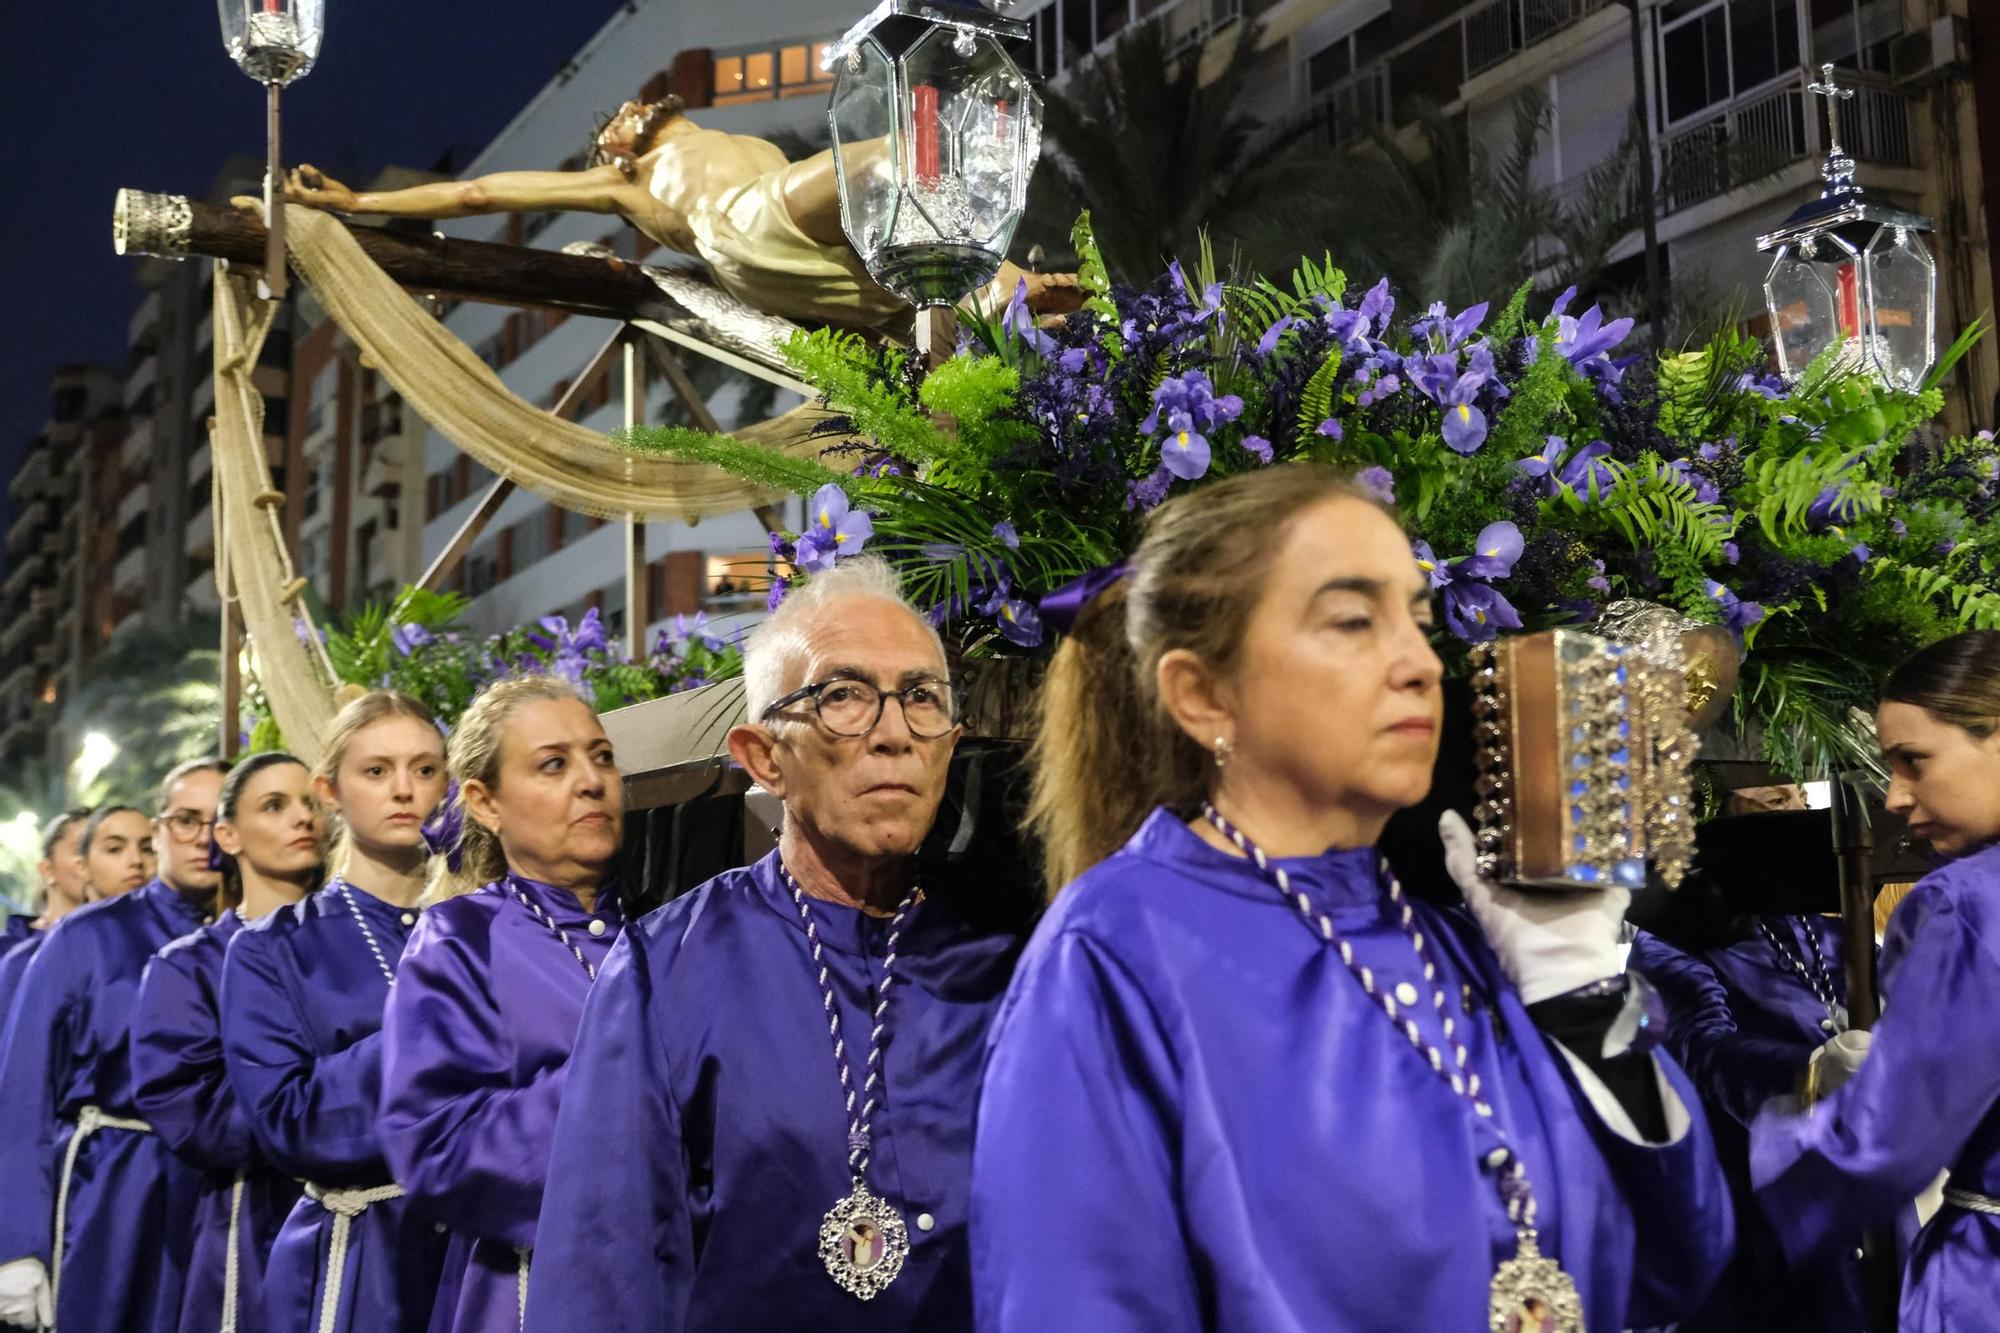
(1464, 0, 1608, 80)
(1655, 71, 1915, 217)
(1160, 0, 1241, 57)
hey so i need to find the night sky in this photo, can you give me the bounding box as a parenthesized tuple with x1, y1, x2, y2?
(0, 0, 625, 488)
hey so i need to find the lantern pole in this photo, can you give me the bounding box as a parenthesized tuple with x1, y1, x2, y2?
(264, 82, 286, 300)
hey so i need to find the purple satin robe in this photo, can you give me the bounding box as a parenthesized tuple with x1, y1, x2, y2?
(0, 932, 42, 1030)
(133, 910, 304, 1333)
(1754, 839, 2000, 1332)
(1631, 921, 1863, 1331)
(0, 879, 208, 1333)
(379, 875, 623, 1333)
(523, 852, 1023, 1333)
(972, 810, 1734, 1332)
(221, 882, 448, 1333)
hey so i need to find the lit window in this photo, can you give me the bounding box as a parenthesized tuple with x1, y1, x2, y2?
(780, 44, 809, 87)
(714, 54, 746, 96)
(745, 51, 774, 91)
(705, 550, 773, 611)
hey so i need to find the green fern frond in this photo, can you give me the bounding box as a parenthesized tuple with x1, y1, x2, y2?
(616, 425, 849, 496)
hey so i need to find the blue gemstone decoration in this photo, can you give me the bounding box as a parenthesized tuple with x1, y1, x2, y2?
(1567, 863, 1603, 884)
(1613, 858, 1646, 888)
(1610, 748, 1630, 766)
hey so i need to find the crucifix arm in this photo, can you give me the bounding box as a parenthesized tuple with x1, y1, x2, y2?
(285, 163, 641, 222)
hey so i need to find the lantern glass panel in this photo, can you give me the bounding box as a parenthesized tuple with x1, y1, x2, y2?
(828, 38, 901, 263)
(1861, 225, 1936, 392)
(1762, 245, 1845, 381)
(900, 28, 1034, 253)
(218, 0, 323, 83)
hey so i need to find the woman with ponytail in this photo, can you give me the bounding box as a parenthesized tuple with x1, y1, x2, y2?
(379, 674, 624, 1332)
(133, 752, 320, 1333)
(1752, 630, 2000, 1331)
(970, 464, 1732, 1331)
(219, 693, 451, 1333)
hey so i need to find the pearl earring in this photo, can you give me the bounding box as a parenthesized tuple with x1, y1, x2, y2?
(1213, 737, 1233, 768)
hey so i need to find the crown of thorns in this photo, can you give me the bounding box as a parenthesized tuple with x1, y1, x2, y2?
(586, 95, 687, 173)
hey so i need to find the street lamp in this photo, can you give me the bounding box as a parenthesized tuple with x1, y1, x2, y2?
(216, 0, 326, 300)
(73, 731, 118, 794)
(1758, 65, 1935, 390)
(824, 0, 1042, 353)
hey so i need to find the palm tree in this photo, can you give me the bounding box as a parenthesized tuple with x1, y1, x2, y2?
(58, 618, 225, 809)
(1015, 18, 1308, 284)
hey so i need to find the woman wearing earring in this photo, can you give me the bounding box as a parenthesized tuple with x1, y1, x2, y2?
(1753, 630, 2000, 1331)
(379, 676, 625, 1333)
(133, 753, 321, 1333)
(221, 693, 451, 1333)
(970, 466, 1732, 1332)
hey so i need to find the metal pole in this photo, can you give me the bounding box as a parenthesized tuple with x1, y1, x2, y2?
(623, 333, 648, 661)
(1832, 774, 1897, 1331)
(262, 83, 287, 301)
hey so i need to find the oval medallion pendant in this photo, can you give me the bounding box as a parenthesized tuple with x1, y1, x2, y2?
(818, 1180, 910, 1300)
(1488, 1231, 1585, 1333)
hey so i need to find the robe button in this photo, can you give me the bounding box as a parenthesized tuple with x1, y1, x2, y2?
(400, 912, 416, 926)
(916, 1213, 935, 1233)
(587, 919, 607, 937)
(1394, 982, 1420, 1007)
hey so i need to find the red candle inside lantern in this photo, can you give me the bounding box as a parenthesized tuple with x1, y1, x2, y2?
(994, 98, 1009, 144)
(1837, 262, 1860, 339)
(913, 84, 940, 185)
(263, 0, 281, 12)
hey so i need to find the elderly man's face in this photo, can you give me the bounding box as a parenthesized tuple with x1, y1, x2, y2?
(759, 597, 958, 863)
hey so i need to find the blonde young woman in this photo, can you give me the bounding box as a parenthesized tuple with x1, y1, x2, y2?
(219, 694, 451, 1333)
(0, 762, 228, 1332)
(133, 753, 322, 1333)
(970, 466, 1732, 1332)
(379, 675, 625, 1333)
(0, 808, 93, 1024)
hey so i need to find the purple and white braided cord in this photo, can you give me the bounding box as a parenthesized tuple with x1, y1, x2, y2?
(1201, 803, 1539, 1232)
(1757, 916, 1841, 1027)
(509, 880, 597, 981)
(783, 864, 918, 1181)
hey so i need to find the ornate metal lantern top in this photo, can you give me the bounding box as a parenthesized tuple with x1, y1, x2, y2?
(218, 0, 324, 86)
(825, 0, 1042, 309)
(1756, 65, 1935, 389)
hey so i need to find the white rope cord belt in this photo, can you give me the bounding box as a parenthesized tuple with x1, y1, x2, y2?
(1944, 1186, 2000, 1214)
(515, 1247, 530, 1332)
(220, 1171, 247, 1333)
(301, 1182, 405, 1333)
(51, 1106, 153, 1322)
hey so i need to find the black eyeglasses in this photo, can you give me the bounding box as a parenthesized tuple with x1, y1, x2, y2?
(761, 676, 958, 739)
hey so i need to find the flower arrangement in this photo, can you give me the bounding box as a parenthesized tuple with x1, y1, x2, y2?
(620, 214, 1997, 780)
(246, 588, 739, 748)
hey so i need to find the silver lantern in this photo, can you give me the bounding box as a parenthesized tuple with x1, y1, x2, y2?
(217, 0, 326, 299)
(1758, 65, 1936, 391)
(824, 0, 1042, 313)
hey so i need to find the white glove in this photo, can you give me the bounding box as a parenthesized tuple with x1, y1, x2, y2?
(0, 1257, 50, 1329)
(1808, 1028, 1873, 1101)
(1440, 810, 1628, 1005)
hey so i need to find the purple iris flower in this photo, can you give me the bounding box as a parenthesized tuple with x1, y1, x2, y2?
(1549, 285, 1579, 321)
(1355, 466, 1395, 505)
(1241, 435, 1274, 465)
(1517, 435, 1566, 493)
(1001, 278, 1057, 357)
(1891, 519, 1908, 538)
(1664, 458, 1721, 505)
(1443, 581, 1524, 644)
(797, 483, 874, 573)
(992, 521, 1020, 550)
(1734, 371, 1788, 401)
(1705, 580, 1766, 636)
(1555, 304, 1635, 367)
(1161, 410, 1212, 480)
(674, 611, 725, 653)
(1415, 300, 1489, 352)
(1255, 316, 1300, 358)
(1436, 379, 1488, 454)
(391, 623, 434, 657)
(1807, 483, 1864, 528)
(1586, 559, 1611, 594)
(1723, 541, 1741, 564)
(1317, 419, 1344, 440)
(1327, 278, 1394, 350)
(766, 576, 790, 611)
(994, 597, 1044, 648)
(1412, 540, 1450, 590)
(1452, 521, 1524, 581)
(1558, 441, 1617, 497)
(1852, 543, 1872, 563)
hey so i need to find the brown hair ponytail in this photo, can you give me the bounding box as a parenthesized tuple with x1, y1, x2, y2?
(1027, 464, 1379, 897)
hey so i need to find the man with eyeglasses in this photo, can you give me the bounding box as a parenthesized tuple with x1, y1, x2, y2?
(0, 758, 228, 1331)
(526, 556, 1024, 1333)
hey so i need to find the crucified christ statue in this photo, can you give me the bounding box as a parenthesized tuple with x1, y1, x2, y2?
(285, 96, 1074, 331)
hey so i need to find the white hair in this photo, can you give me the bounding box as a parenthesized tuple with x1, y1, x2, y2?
(742, 555, 946, 722)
